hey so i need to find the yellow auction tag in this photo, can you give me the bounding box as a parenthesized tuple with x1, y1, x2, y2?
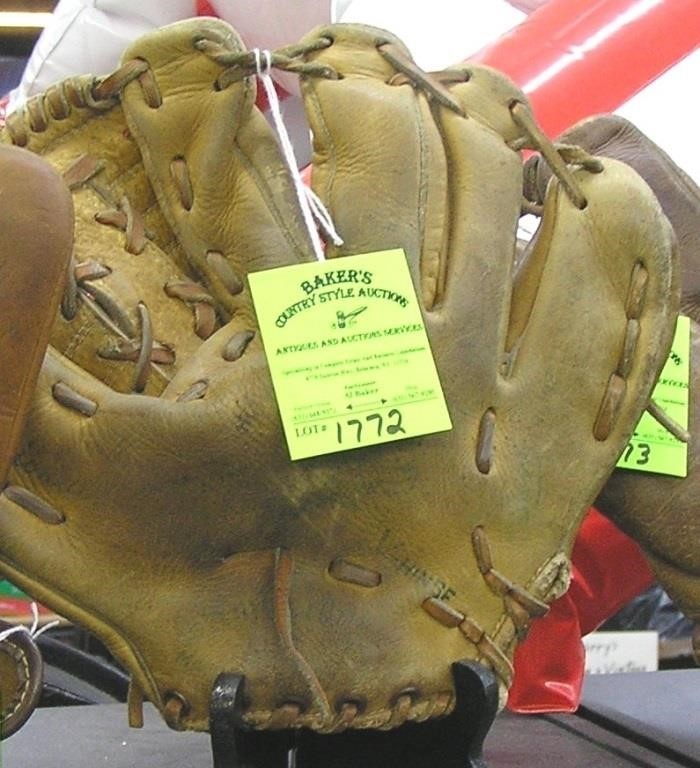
(616, 315, 690, 477)
(249, 249, 452, 460)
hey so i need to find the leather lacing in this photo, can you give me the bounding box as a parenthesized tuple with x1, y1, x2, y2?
(471, 527, 549, 636)
(245, 687, 453, 734)
(381, 43, 465, 115)
(419, 526, 567, 691)
(382, 55, 605, 213)
(147, 685, 452, 734)
(6, 91, 225, 393)
(91, 58, 162, 108)
(591, 260, 687, 444)
(56, 150, 223, 392)
(4, 70, 132, 147)
(419, 525, 552, 689)
(2, 486, 65, 525)
(164, 281, 217, 340)
(193, 35, 339, 89)
(509, 104, 603, 209)
(95, 197, 147, 255)
(4, 51, 264, 401)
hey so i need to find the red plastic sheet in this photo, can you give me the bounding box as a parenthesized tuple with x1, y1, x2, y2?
(472, 0, 700, 137)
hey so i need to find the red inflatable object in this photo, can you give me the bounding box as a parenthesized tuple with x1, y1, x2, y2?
(196, 0, 217, 16)
(473, 0, 700, 137)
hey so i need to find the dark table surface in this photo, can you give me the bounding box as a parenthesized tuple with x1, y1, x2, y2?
(2, 670, 698, 768)
(579, 668, 700, 766)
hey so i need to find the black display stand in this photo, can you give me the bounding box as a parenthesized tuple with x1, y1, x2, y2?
(4, 670, 698, 767)
(210, 661, 499, 768)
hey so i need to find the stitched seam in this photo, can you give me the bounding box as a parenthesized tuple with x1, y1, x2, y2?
(0, 558, 162, 711)
(231, 138, 311, 262)
(1, 641, 30, 720)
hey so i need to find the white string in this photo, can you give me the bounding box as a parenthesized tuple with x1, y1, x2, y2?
(305, 187, 344, 247)
(253, 49, 343, 261)
(0, 602, 60, 643)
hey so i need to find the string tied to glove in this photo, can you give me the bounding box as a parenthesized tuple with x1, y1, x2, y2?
(252, 48, 343, 263)
(0, 602, 60, 644)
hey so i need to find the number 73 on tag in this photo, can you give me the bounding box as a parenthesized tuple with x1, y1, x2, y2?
(616, 315, 690, 478)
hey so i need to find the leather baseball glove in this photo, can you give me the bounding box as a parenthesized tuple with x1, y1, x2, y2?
(0, 20, 679, 733)
(0, 145, 72, 738)
(525, 115, 700, 659)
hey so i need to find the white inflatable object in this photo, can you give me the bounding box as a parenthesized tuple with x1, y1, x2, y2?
(338, 0, 524, 69)
(7, 0, 526, 110)
(5, 0, 698, 186)
(7, 0, 332, 109)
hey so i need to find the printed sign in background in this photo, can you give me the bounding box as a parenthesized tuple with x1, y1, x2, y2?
(583, 631, 658, 674)
(249, 249, 452, 460)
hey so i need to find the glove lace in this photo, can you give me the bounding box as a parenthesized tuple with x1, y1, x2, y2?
(510, 102, 603, 210)
(193, 37, 339, 90)
(379, 43, 464, 115)
(382, 60, 603, 214)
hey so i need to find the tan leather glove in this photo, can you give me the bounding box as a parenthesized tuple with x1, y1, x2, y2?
(527, 115, 700, 658)
(0, 21, 679, 734)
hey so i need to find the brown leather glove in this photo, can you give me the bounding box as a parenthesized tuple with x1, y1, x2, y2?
(0, 21, 679, 734)
(0, 619, 43, 739)
(526, 115, 700, 658)
(0, 145, 73, 485)
(0, 146, 72, 738)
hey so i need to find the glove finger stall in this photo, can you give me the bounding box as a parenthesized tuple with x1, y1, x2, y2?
(2, 78, 214, 395)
